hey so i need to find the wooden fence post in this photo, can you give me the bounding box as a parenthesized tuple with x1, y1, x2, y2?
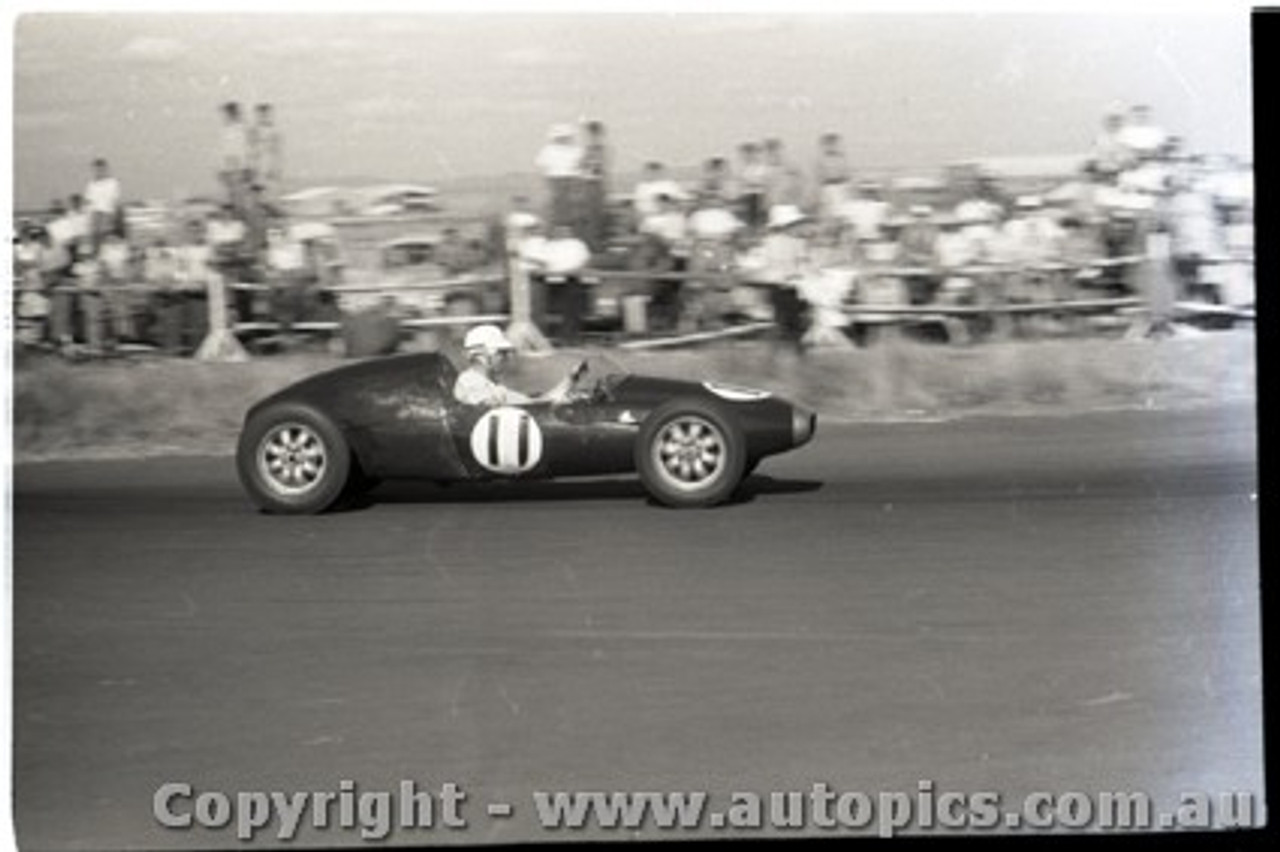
(194, 272, 250, 362)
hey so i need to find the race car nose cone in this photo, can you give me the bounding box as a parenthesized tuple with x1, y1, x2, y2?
(792, 406, 817, 447)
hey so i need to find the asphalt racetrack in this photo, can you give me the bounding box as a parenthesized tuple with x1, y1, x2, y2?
(12, 405, 1261, 847)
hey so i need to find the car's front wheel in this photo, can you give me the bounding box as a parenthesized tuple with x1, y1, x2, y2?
(636, 399, 746, 508)
(237, 403, 352, 514)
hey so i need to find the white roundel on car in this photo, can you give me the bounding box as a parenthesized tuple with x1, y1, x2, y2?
(702, 381, 772, 402)
(470, 407, 544, 474)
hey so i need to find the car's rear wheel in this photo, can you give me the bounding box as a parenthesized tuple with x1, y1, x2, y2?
(636, 399, 745, 508)
(237, 403, 352, 514)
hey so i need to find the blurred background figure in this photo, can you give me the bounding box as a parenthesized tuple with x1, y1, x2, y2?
(535, 123, 583, 230)
(14, 226, 52, 346)
(698, 156, 734, 206)
(636, 192, 690, 332)
(1118, 104, 1167, 164)
(686, 194, 744, 331)
(84, 157, 123, 251)
(264, 224, 310, 340)
(97, 232, 137, 345)
(999, 195, 1066, 306)
(633, 161, 667, 221)
(576, 119, 610, 252)
(898, 204, 941, 304)
(218, 101, 251, 216)
(813, 132, 851, 222)
(539, 224, 592, 345)
(249, 103, 284, 203)
(763, 137, 805, 214)
(1091, 103, 1134, 180)
(736, 142, 768, 232)
(740, 204, 815, 352)
(839, 179, 890, 256)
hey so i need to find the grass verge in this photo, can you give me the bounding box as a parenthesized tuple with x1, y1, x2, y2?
(11, 331, 1255, 462)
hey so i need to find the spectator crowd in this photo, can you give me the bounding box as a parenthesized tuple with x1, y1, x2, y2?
(13, 100, 1255, 358)
(518, 104, 1253, 347)
(12, 102, 346, 356)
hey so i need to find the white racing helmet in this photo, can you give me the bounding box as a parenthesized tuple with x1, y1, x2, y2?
(464, 324, 514, 354)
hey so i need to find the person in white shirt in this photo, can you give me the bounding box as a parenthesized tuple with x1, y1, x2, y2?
(838, 180, 890, 245)
(998, 196, 1066, 303)
(640, 193, 689, 250)
(539, 225, 593, 344)
(535, 124, 582, 230)
(97, 233, 136, 342)
(453, 324, 575, 407)
(65, 195, 91, 251)
(1117, 104, 1167, 163)
(156, 222, 213, 354)
(633, 161, 686, 221)
(739, 205, 815, 351)
(84, 158, 122, 250)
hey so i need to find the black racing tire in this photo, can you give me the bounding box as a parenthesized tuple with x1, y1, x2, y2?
(635, 398, 746, 508)
(343, 466, 381, 499)
(237, 402, 353, 514)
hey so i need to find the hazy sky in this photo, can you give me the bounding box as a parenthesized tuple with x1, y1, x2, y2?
(12, 12, 1253, 207)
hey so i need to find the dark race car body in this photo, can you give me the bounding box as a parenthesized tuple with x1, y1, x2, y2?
(237, 352, 816, 512)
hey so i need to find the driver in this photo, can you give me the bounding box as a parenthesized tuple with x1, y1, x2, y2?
(453, 324, 576, 406)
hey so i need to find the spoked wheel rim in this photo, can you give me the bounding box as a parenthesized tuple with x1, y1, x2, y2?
(650, 415, 728, 492)
(256, 422, 328, 497)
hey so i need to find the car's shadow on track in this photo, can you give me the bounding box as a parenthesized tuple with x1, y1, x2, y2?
(338, 474, 823, 511)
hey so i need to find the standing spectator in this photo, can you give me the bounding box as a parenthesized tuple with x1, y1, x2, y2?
(576, 119, 610, 251)
(813, 132, 852, 221)
(686, 197, 744, 330)
(168, 223, 214, 353)
(44, 201, 81, 351)
(97, 232, 137, 343)
(737, 142, 769, 231)
(1091, 104, 1134, 179)
(933, 213, 978, 302)
(740, 204, 815, 352)
(535, 124, 582, 230)
(65, 194, 91, 254)
(698, 157, 734, 206)
(763, 138, 805, 212)
(998, 196, 1066, 304)
(14, 227, 50, 345)
(249, 103, 284, 202)
(1167, 174, 1222, 302)
(84, 158, 123, 250)
(71, 248, 109, 355)
(219, 101, 252, 216)
(898, 204, 942, 304)
(265, 225, 310, 337)
(206, 205, 252, 319)
(839, 179, 891, 246)
(1118, 104, 1167, 164)
(633, 161, 684, 221)
(638, 193, 690, 331)
(243, 183, 284, 269)
(539, 224, 592, 344)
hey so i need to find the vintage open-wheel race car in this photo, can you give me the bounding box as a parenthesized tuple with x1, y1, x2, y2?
(236, 350, 817, 512)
